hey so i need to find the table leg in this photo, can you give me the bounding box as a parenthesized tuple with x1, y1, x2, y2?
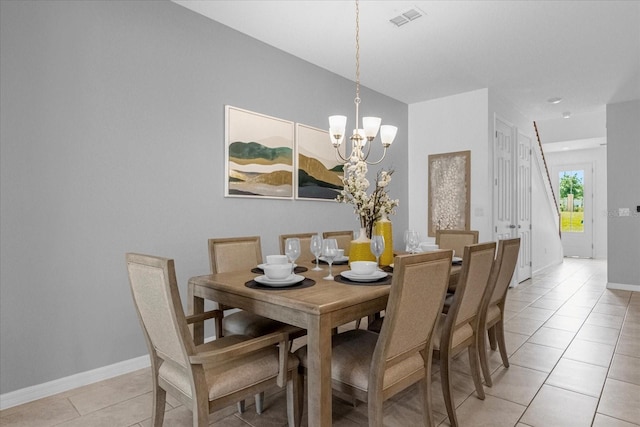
(306, 313, 333, 427)
(188, 283, 205, 345)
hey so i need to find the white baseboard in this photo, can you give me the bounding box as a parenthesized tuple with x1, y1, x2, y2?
(607, 282, 640, 292)
(0, 336, 217, 411)
(0, 355, 150, 411)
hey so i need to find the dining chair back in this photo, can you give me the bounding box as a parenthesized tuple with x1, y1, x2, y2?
(126, 253, 301, 427)
(322, 230, 353, 256)
(478, 237, 520, 386)
(432, 241, 496, 427)
(279, 233, 317, 263)
(435, 229, 479, 258)
(294, 250, 452, 426)
(208, 236, 263, 274)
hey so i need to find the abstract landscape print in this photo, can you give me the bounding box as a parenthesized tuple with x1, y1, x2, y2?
(295, 124, 344, 200)
(225, 106, 295, 198)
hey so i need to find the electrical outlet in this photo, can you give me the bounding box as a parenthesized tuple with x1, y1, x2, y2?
(619, 208, 630, 217)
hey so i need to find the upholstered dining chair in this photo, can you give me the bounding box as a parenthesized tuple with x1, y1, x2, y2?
(295, 251, 453, 427)
(209, 236, 305, 414)
(432, 241, 496, 427)
(322, 230, 354, 256)
(435, 229, 479, 259)
(477, 237, 521, 386)
(208, 236, 290, 339)
(126, 253, 301, 427)
(279, 232, 317, 263)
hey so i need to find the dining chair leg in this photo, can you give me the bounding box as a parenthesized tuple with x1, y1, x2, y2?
(468, 345, 486, 399)
(495, 319, 510, 367)
(151, 382, 166, 427)
(440, 351, 458, 427)
(420, 350, 435, 427)
(255, 392, 265, 414)
(287, 370, 301, 427)
(367, 389, 384, 427)
(236, 400, 245, 414)
(296, 366, 305, 425)
(487, 326, 498, 351)
(478, 330, 494, 387)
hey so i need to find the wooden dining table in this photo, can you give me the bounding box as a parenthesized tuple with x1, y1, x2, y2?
(188, 259, 461, 427)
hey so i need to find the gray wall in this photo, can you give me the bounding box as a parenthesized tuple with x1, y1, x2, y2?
(606, 100, 640, 288)
(0, 0, 408, 394)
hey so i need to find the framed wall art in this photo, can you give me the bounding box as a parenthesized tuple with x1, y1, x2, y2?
(295, 123, 344, 201)
(428, 150, 471, 237)
(225, 106, 295, 199)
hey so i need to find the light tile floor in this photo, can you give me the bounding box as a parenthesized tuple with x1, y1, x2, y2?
(2, 258, 639, 426)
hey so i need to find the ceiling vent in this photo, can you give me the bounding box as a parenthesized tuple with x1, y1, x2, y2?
(389, 8, 424, 27)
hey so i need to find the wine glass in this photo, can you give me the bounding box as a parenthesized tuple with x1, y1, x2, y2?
(370, 234, 385, 270)
(285, 238, 301, 276)
(321, 238, 338, 280)
(310, 234, 323, 271)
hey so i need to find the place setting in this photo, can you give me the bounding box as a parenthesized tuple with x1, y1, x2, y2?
(247, 239, 315, 290)
(335, 261, 392, 286)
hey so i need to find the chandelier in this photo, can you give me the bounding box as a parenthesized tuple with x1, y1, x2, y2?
(328, 0, 398, 165)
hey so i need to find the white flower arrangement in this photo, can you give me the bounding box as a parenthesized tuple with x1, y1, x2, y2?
(336, 158, 399, 238)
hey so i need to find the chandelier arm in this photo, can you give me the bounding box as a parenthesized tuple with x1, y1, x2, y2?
(361, 140, 373, 161)
(334, 148, 349, 163)
(364, 147, 388, 166)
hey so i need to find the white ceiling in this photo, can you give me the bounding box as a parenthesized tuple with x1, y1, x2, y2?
(174, 0, 640, 146)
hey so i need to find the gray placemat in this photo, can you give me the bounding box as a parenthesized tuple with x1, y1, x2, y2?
(245, 278, 316, 290)
(334, 273, 392, 286)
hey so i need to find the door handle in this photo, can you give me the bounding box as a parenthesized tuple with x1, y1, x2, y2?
(508, 225, 517, 229)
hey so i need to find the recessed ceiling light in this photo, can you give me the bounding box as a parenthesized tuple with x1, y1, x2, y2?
(562, 147, 569, 150)
(547, 97, 563, 104)
(562, 112, 571, 119)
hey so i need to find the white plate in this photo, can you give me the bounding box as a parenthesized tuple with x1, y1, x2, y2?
(254, 274, 305, 287)
(319, 256, 349, 264)
(257, 263, 296, 270)
(452, 256, 463, 263)
(340, 270, 388, 282)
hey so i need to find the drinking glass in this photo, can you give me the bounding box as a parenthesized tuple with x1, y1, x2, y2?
(321, 238, 338, 280)
(285, 238, 301, 275)
(407, 231, 420, 254)
(310, 234, 323, 271)
(370, 234, 385, 270)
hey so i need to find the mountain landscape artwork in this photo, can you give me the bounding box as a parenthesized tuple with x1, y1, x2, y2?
(225, 106, 294, 198)
(296, 124, 344, 200)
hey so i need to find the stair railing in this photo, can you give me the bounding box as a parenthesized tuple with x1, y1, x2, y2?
(533, 121, 561, 238)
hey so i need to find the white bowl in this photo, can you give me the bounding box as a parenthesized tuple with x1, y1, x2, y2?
(266, 254, 288, 265)
(350, 261, 377, 275)
(263, 263, 293, 280)
(419, 243, 439, 252)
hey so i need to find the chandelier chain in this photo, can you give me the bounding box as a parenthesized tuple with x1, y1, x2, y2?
(355, 0, 360, 105)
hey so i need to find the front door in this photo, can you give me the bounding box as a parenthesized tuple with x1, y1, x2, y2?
(552, 164, 594, 258)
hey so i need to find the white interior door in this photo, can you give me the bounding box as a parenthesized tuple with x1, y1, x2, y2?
(516, 132, 532, 281)
(552, 163, 594, 258)
(494, 115, 532, 285)
(494, 116, 516, 242)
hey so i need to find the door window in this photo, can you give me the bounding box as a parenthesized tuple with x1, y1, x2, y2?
(558, 170, 584, 233)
